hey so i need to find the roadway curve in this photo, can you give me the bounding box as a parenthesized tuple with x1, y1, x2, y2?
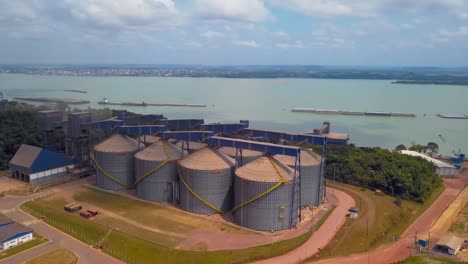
(313, 168, 468, 264)
(252, 188, 355, 264)
(0, 182, 122, 264)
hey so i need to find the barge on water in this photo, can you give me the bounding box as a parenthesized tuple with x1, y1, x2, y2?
(436, 114, 468, 119)
(64, 89, 87, 93)
(292, 108, 416, 117)
(98, 98, 206, 108)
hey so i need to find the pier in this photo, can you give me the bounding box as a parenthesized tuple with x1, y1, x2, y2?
(292, 108, 416, 117)
(14, 97, 90, 105)
(98, 99, 206, 108)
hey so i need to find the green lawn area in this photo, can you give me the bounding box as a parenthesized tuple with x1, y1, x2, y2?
(309, 182, 444, 259)
(0, 234, 48, 261)
(20, 188, 336, 264)
(449, 196, 468, 234)
(73, 186, 253, 236)
(26, 248, 77, 264)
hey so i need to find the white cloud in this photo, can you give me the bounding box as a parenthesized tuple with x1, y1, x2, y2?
(201, 30, 223, 38)
(275, 40, 304, 49)
(269, 0, 468, 18)
(439, 27, 468, 37)
(195, 0, 271, 22)
(63, 0, 178, 29)
(401, 23, 413, 30)
(311, 23, 347, 47)
(185, 41, 202, 47)
(234, 40, 259, 47)
(274, 31, 289, 39)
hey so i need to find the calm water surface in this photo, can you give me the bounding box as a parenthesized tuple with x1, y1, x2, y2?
(1, 74, 467, 155)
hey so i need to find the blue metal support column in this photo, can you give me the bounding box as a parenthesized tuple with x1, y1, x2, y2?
(208, 136, 301, 157)
(161, 131, 214, 142)
(118, 125, 167, 136)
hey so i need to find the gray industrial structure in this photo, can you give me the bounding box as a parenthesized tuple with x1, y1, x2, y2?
(178, 148, 235, 215)
(274, 150, 323, 207)
(233, 157, 299, 231)
(135, 141, 186, 202)
(218, 147, 263, 166)
(67, 112, 91, 138)
(38, 110, 63, 131)
(94, 134, 143, 190)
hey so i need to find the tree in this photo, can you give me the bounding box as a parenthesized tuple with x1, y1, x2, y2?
(426, 142, 439, 157)
(409, 144, 427, 153)
(394, 144, 407, 151)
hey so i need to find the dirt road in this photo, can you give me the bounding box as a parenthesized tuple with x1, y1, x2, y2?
(313, 169, 468, 264)
(252, 188, 355, 264)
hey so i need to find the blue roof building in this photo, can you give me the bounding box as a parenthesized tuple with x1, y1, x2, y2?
(0, 222, 33, 250)
(9, 144, 75, 186)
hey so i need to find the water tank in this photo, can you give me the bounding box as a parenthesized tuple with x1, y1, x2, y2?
(135, 141, 186, 202)
(233, 157, 298, 231)
(178, 148, 235, 215)
(176, 141, 207, 154)
(218, 147, 263, 166)
(274, 150, 322, 207)
(94, 134, 143, 190)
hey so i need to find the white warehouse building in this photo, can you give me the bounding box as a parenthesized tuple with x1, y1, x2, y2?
(401, 150, 457, 177)
(0, 220, 33, 250)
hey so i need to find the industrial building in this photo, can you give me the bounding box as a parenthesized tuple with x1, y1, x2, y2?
(274, 149, 323, 207)
(67, 112, 91, 138)
(9, 144, 75, 186)
(135, 141, 186, 202)
(434, 235, 463, 256)
(178, 148, 235, 215)
(401, 150, 457, 177)
(233, 157, 299, 231)
(0, 221, 33, 250)
(94, 134, 143, 190)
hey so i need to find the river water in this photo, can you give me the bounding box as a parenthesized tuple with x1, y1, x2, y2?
(1, 74, 467, 155)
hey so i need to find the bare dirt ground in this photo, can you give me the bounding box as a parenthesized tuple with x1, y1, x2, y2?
(0, 172, 26, 194)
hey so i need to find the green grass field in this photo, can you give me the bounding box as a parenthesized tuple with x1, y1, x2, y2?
(26, 248, 77, 264)
(20, 187, 335, 264)
(0, 234, 48, 260)
(309, 182, 444, 259)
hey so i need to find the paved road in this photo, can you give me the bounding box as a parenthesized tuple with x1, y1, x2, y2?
(313, 169, 468, 264)
(0, 186, 122, 264)
(252, 188, 355, 264)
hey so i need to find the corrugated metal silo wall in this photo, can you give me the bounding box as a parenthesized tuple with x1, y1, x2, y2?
(300, 164, 322, 207)
(95, 150, 136, 190)
(135, 159, 178, 202)
(179, 165, 233, 215)
(233, 177, 296, 231)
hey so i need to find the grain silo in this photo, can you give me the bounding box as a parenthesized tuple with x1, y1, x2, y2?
(94, 134, 143, 190)
(233, 157, 299, 231)
(135, 141, 186, 202)
(138, 135, 160, 146)
(274, 149, 322, 207)
(176, 141, 207, 154)
(218, 147, 263, 166)
(178, 148, 235, 215)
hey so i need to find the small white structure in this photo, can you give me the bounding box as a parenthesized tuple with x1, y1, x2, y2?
(401, 150, 457, 177)
(0, 223, 33, 250)
(348, 207, 359, 218)
(434, 235, 463, 256)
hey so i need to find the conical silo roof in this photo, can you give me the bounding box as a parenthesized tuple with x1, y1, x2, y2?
(138, 135, 160, 145)
(218, 147, 262, 158)
(236, 157, 293, 182)
(135, 141, 185, 161)
(176, 141, 207, 151)
(94, 134, 141, 153)
(179, 148, 234, 170)
(274, 149, 320, 167)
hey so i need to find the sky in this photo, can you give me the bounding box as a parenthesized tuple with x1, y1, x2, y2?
(1, 0, 468, 66)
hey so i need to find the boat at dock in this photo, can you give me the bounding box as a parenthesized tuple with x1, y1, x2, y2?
(291, 108, 416, 117)
(436, 114, 468, 119)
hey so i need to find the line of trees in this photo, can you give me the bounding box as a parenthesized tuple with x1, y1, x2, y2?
(394, 142, 440, 157)
(324, 144, 442, 203)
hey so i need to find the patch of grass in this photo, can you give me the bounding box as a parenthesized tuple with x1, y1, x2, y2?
(21, 200, 109, 246)
(0, 234, 48, 260)
(74, 186, 254, 235)
(22, 191, 337, 264)
(26, 248, 77, 264)
(312, 183, 444, 259)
